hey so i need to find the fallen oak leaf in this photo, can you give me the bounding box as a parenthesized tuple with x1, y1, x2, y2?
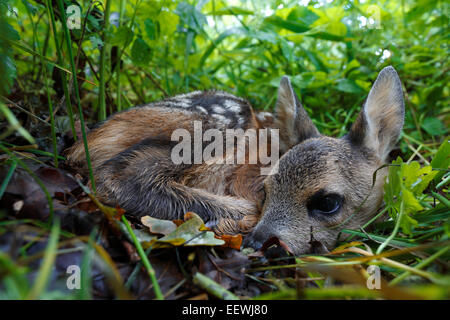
(142, 212, 225, 249)
(141, 215, 177, 235)
(216, 234, 243, 250)
(159, 214, 224, 247)
(184, 211, 211, 231)
(173, 219, 184, 227)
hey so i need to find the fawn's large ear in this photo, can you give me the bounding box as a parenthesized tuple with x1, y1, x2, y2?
(274, 76, 320, 153)
(348, 66, 404, 161)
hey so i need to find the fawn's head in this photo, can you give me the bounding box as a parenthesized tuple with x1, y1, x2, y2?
(247, 66, 404, 255)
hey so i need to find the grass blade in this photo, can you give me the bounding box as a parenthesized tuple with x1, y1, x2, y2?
(26, 219, 60, 299)
(56, 0, 96, 192)
(121, 215, 164, 300)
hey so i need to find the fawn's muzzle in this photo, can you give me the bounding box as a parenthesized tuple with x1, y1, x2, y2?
(244, 224, 277, 250)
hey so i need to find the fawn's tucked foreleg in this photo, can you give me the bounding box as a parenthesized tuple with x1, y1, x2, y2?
(94, 137, 258, 232)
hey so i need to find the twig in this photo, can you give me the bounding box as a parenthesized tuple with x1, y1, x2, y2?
(192, 272, 240, 300)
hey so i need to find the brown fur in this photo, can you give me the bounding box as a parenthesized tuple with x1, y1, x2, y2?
(66, 67, 405, 254)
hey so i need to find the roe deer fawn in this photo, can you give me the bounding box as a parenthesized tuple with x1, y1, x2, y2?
(66, 66, 404, 254)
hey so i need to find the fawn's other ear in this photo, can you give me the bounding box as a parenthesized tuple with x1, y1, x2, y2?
(348, 66, 404, 161)
(274, 76, 320, 153)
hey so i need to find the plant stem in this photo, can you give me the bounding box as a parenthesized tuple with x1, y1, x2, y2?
(43, 61, 59, 168)
(116, 0, 126, 112)
(121, 215, 164, 300)
(98, 0, 111, 121)
(390, 246, 450, 286)
(45, 0, 77, 141)
(56, 0, 96, 192)
(376, 204, 404, 254)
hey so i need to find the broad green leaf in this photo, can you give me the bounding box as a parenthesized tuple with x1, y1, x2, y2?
(110, 26, 134, 47)
(175, 2, 206, 33)
(401, 161, 438, 195)
(430, 140, 450, 182)
(422, 117, 446, 136)
(263, 16, 347, 41)
(130, 38, 152, 66)
(345, 59, 361, 73)
(0, 11, 19, 95)
(144, 19, 158, 40)
(399, 210, 419, 235)
(401, 186, 423, 215)
(336, 79, 362, 94)
(383, 157, 439, 235)
(304, 49, 329, 73)
(310, 6, 347, 36)
(158, 10, 179, 36)
(287, 6, 319, 26)
(198, 27, 244, 67)
(141, 215, 177, 235)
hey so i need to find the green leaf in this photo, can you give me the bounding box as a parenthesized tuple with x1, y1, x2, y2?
(384, 157, 403, 207)
(0, 11, 19, 95)
(175, 2, 206, 33)
(422, 117, 446, 136)
(263, 16, 347, 42)
(130, 37, 152, 66)
(399, 210, 419, 236)
(430, 140, 450, 182)
(207, 6, 253, 16)
(401, 161, 438, 195)
(383, 158, 437, 235)
(157, 10, 179, 36)
(144, 19, 158, 40)
(110, 26, 134, 47)
(287, 6, 319, 26)
(336, 79, 362, 93)
(401, 186, 423, 215)
(304, 49, 329, 73)
(198, 27, 244, 67)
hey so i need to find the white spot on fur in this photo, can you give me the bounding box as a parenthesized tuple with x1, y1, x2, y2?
(214, 91, 238, 99)
(224, 100, 241, 113)
(173, 100, 191, 108)
(196, 106, 208, 114)
(212, 104, 225, 114)
(173, 91, 202, 100)
(212, 113, 231, 125)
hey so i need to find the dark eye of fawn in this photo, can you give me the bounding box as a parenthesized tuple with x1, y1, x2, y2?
(307, 191, 343, 216)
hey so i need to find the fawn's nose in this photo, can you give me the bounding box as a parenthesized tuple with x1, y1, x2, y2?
(244, 224, 276, 250)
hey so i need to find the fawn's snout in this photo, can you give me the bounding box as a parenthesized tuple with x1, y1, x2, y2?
(244, 224, 279, 250)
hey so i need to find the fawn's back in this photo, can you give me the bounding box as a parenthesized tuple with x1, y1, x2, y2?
(67, 90, 272, 233)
